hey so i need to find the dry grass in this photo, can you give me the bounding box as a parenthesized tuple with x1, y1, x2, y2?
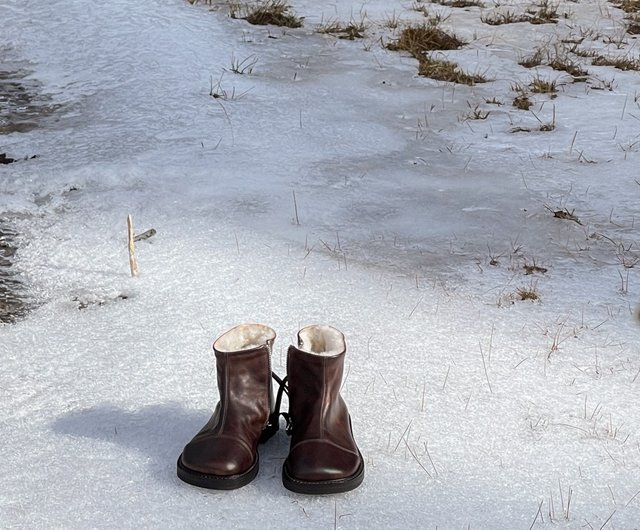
(571, 46, 598, 58)
(512, 83, 534, 110)
(481, 10, 528, 25)
(526, 2, 559, 24)
(386, 23, 483, 83)
(482, 1, 560, 25)
(519, 46, 589, 78)
(387, 23, 465, 55)
(627, 16, 640, 34)
(608, 0, 640, 36)
(592, 54, 640, 71)
(523, 262, 548, 275)
(548, 57, 588, 77)
(519, 49, 546, 68)
(228, 54, 259, 74)
(517, 283, 540, 300)
(317, 19, 367, 40)
(464, 102, 490, 119)
(429, 0, 485, 7)
(418, 55, 487, 85)
(234, 0, 303, 28)
(411, 3, 452, 25)
(513, 93, 533, 110)
(383, 11, 402, 29)
(530, 75, 557, 93)
(609, 0, 640, 11)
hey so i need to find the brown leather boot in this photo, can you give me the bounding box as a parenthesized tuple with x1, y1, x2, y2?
(177, 324, 279, 490)
(283, 325, 364, 494)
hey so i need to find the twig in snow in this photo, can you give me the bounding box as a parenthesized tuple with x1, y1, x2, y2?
(423, 441, 438, 477)
(528, 500, 544, 530)
(599, 510, 616, 529)
(292, 190, 300, 226)
(133, 228, 156, 242)
(479, 342, 493, 393)
(127, 214, 138, 277)
(544, 204, 583, 225)
(625, 489, 640, 507)
(402, 437, 432, 478)
(234, 232, 240, 255)
(442, 366, 450, 391)
(393, 420, 413, 453)
(408, 297, 423, 318)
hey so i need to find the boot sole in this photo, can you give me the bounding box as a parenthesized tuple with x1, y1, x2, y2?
(177, 453, 259, 490)
(282, 455, 365, 495)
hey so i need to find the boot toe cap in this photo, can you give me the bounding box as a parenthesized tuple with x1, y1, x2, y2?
(181, 436, 255, 477)
(285, 440, 362, 482)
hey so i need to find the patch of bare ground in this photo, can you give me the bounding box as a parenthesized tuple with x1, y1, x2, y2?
(0, 223, 29, 324)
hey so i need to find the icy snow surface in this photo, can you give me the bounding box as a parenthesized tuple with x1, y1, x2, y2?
(2, 0, 640, 527)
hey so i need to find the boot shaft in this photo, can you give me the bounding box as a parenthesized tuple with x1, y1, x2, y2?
(287, 326, 352, 447)
(213, 324, 276, 432)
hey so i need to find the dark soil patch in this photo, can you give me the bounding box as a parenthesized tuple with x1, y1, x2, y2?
(0, 68, 60, 134)
(0, 223, 29, 324)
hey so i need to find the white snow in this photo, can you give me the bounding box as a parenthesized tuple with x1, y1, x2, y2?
(1, 0, 640, 527)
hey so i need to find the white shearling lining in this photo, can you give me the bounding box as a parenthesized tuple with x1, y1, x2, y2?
(298, 325, 345, 356)
(214, 324, 276, 353)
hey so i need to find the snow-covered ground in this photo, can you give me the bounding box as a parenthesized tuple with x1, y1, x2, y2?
(2, 0, 640, 527)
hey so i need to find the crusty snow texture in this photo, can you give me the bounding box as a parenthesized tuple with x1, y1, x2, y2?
(1, 0, 640, 528)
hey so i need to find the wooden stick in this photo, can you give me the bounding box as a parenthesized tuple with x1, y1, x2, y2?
(127, 214, 138, 277)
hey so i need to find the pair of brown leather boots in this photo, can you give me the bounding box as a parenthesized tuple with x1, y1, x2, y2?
(177, 323, 364, 494)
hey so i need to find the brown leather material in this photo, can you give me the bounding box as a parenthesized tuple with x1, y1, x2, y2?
(178, 325, 276, 489)
(283, 327, 364, 493)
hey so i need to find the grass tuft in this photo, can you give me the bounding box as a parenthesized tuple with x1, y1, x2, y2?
(387, 23, 465, 55)
(317, 18, 367, 40)
(430, 0, 485, 7)
(519, 46, 589, 78)
(235, 0, 303, 28)
(464, 102, 490, 119)
(512, 83, 534, 110)
(519, 49, 546, 68)
(610, 0, 640, 32)
(513, 95, 533, 110)
(516, 283, 540, 301)
(481, 10, 527, 25)
(523, 262, 548, 275)
(386, 22, 484, 84)
(626, 16, 640, 34)
(526, 1, 559, 24)
(383, 11, 402, 29)
(530, 75, 557, 93)
(481, 1, 561, 25)
(548, 57, 588, 77)
(609, 0, 640, 11)
(592, 54, 640, 71)
(419, 55, 488, 85)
